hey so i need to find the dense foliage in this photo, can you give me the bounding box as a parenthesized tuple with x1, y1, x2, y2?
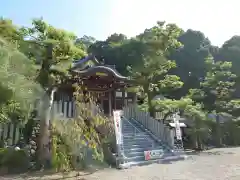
(0, 148, 29, 174)
(0, 16, 240, 172)
(0, 37, 42, 123)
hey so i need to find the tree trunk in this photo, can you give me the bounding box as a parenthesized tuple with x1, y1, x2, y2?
(147, 91, 154, 117)
(215, 114, 222, 147)
(192, 130, 198, 150)
(38, 88, 56, 169)
(196, 133, 203, 150)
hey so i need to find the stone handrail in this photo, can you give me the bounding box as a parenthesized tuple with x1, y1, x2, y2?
(123, 105, 174, 148)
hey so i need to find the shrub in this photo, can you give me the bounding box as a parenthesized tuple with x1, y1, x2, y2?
(0, 148, 29, 174)
(51, 133, 72, 172)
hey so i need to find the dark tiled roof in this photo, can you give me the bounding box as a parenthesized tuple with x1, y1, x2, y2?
(70, 55, 128, 80)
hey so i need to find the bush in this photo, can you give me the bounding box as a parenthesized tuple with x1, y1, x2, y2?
(51, 133, 72, 172)
(102, 142, 116, 167)
(0, 148, 29, 174)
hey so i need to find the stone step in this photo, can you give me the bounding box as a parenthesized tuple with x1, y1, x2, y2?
(123, 147, 150, 153)
(124, 159, 159, 168)
(123, 136, 150, 140)
(124, 151, 144, 157)
(117, 117, 186, 169)
(122, 131, 139, 134)
(122, 128, 135, 131)
(122, 125, 134, 127)
(123, 146, 166, 153)
(123, 140, 156, 145)
(123, 139, 157, 144)
(123, 133, 149, 138)
(122, 125, 134, 128)
(124, 155, 145, 162)
(122, 130, 136, 134)
(119, 155, 188, 169)
(123, 135, 150, 139)
(123, 143, 157, 149)
(123, 150, 176, 164)
(126, 120, 147, 130)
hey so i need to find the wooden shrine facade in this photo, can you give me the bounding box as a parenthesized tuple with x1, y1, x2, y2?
(55, 55, 136, 116)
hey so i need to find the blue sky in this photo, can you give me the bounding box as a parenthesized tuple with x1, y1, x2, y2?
(1, 0, 239, 46)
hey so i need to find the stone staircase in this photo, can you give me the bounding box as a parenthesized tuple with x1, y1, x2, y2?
(119, 117, 176, 168)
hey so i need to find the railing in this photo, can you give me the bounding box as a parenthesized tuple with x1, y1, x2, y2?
(34, 100, 75, 119)
(155, 112, 175, 120)
(121, 116, 155, 148)
(1, 101, 109, 146)
(35, 101, 106, 119)
(123, 105, 174, 148)
(0, 123, 22, 146)
(0, 101, 73, 146)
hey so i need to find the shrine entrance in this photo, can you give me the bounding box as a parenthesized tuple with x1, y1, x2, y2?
(70, 56, 136, 116)
(91, 91, 134, 116)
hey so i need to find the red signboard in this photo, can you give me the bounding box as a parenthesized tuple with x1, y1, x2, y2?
(144, 150, 164, 160)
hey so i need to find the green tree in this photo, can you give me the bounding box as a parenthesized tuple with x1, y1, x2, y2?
(0, 18, 24, 44)
(0, 37, 42, 123)
(215, 36, 240, 98)
(21, 18, 86, 168)
(76, 35, 96, 52)
(52, 85, 113, 169)
(88, 34, 130, 75)
(183, 103, 210, 150)
(189, 55, 237, 146)
(152, 97, 210, 149)
(216, 36, 240, 77)
(170, 29, 215, 98)
(128, 22, 183, 116)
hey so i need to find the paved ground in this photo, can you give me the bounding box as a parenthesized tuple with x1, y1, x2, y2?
(2, 147, 240, 180)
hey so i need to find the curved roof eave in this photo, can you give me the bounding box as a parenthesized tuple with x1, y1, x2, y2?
(72, 66, 128, 80)
(71, 55, 99, 70)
